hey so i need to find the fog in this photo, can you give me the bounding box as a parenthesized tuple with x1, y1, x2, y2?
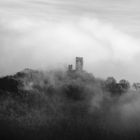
(0, 69, 140, 139)
(0, 1, 140, 139)
(0, 0, 140, 82)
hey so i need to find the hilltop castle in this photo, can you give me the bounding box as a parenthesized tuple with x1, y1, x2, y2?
(68, 57, 83, 72)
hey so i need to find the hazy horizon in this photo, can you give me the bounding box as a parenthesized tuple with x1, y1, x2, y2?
(0, 0, 140, 82)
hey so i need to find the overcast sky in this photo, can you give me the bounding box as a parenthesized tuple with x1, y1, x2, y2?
(0, 0, 140, 82)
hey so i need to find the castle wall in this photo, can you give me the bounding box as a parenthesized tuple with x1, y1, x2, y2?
(68, 65, 73, 71)
(75, 57, 83, 71)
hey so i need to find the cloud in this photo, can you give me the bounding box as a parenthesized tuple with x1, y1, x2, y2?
(108, 91, 140, 131)
(0, 14, 140, 81)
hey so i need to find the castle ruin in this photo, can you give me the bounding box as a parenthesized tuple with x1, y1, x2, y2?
(76, 57, 83, 71)
(68, 57, 83, 72)
(68, 64, 73, 72)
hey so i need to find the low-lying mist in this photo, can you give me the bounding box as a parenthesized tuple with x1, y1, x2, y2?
(0, 69, 139, 140)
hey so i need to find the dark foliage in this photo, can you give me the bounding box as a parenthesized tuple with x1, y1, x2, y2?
(0, 76, 21, 93)
(105, 77, 130, 96)
(0, 69, 136, 140)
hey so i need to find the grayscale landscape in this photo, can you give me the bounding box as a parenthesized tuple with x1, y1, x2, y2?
(0, 0, 140, 140)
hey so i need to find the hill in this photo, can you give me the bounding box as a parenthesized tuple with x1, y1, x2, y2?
(0, 69, 138, 140)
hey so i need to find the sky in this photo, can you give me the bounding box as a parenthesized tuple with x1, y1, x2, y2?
(0, 0, 140, 82)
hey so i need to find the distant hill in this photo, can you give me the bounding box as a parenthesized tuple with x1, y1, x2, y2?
(0, 68, 139, 140)
(0, 68, 43, 93)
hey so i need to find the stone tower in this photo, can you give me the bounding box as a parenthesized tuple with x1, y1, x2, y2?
(75, 57, 83, 71)
(68, 64, 73, 71)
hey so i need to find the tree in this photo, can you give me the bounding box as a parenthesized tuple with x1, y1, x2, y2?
(105, 77, 116, 85)
(105, 77, 130, 96)
(105, 77, 117, 94)
(133, 83, 140, 90)
(119, 79, 130, 93)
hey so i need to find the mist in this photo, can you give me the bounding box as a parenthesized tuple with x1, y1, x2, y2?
(0, 0, 140, 82)
(0, 69, 140, 140)
(1, 0, 140, 140)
